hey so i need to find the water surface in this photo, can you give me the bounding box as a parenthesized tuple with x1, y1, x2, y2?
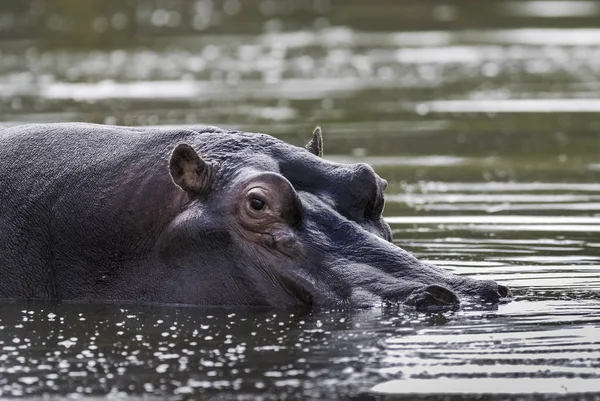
(1, 1, 599, 399)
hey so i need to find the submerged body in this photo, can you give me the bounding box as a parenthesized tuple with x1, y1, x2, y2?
(0, 123, 510, 309)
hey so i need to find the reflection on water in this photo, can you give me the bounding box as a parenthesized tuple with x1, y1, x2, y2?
(1, 298, 599, 399)
(424, 99, 600, 113)
(500, 1, 600, 18)
(1, 1, 600, 400)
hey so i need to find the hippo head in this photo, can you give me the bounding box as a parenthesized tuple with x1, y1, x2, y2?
(163, 127, 511, 310)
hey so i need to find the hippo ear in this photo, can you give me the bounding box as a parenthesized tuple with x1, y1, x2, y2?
(305, 126, 323, 157)
(169, 144, 212, 195)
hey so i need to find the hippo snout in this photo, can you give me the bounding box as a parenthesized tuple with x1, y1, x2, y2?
(462, 279, 512, 305)
(403, 281, 511, 311)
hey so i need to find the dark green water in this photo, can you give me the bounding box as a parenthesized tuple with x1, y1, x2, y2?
(1, 1, 600, 399)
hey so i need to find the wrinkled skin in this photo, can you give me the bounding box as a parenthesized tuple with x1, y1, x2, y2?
(0, 123, 511, 310)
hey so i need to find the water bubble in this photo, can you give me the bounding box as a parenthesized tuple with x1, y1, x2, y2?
(193, 0, 214, 30)
(92, 17, 108, 33)
(151, 10, 169, 27)
(58, 339, 76, 348)
(111, 13, 128, 30)
(156, 364, 169, 373)
(416, 103, 430, 116)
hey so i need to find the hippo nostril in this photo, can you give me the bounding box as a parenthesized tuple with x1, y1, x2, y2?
(424, 285, 459, 305)
(406, 284, 460, 310)
(498, 284, 510, 298)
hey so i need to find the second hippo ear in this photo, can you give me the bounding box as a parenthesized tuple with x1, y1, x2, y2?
(305, 126, 323, 157)
(169, 143, 212, 195)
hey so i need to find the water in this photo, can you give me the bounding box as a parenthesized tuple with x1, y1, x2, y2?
(1, 1, 600, 399)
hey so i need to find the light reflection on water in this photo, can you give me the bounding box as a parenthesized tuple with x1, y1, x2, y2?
(424, 99, 600, 113)
(1, 1, 600, 400)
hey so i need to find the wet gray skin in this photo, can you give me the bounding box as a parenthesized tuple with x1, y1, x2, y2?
(0, 123, 510, 310)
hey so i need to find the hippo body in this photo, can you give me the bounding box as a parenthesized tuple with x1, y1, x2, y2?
(0, 123, 510, 309)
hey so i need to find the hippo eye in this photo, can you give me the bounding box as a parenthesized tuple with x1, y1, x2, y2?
(250, 198, 266, 211)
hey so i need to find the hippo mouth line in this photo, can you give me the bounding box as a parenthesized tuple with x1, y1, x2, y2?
(273, 270, 314, 308)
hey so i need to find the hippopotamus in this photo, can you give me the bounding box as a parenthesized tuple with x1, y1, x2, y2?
(0, 123, 510, 310)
